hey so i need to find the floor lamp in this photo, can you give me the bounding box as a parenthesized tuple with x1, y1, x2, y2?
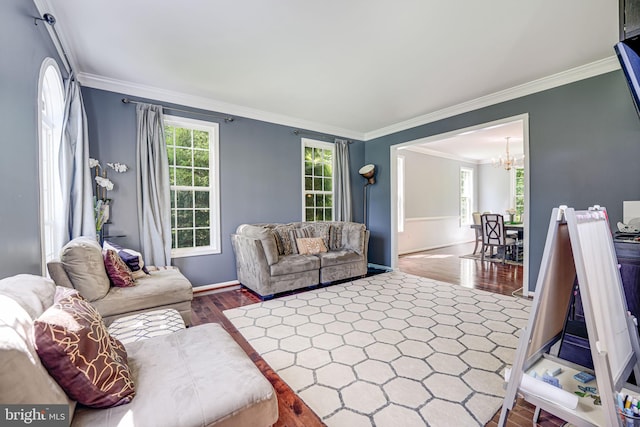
(359, 164, 376, 227)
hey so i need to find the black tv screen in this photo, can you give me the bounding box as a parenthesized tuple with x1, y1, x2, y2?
(615, 39, 640, 117)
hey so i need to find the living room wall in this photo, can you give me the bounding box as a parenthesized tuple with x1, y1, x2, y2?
(365, 70, 640, 291)
(82, 87, 366, 286)
(0, 0, 67, 278)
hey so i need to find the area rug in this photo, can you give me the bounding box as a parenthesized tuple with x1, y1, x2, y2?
(224, 272, 531, 427)
(459, 253, 523, 266)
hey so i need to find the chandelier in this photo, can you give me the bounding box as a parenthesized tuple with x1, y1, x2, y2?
(492, 137, 523, 171)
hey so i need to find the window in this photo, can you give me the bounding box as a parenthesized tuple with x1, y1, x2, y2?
(302, 139, 334, 221)
(512, 167, 525, 219)
(165, 116, 220, 257)
(397, 155, 405, 233)
(39, 59, 65, 274)
(459, 167, 473, 226)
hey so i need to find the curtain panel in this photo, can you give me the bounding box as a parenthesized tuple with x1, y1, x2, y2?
(136, 104, 171, 266)
(59, 76, 95, 242)
(334, 139, 352, 222)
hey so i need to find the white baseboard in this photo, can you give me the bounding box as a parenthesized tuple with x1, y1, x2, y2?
(193, 280, 240, 297)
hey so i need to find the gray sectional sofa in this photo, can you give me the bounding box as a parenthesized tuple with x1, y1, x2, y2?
(47, 237, 193, 325)
(0, 274, 278, 427)
(231, 221, 369, 297)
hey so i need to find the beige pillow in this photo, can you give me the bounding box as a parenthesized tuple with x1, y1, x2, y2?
(296, 237, 328, 255)
(60, 237, 110, 301)
(0, 274, 56, 319)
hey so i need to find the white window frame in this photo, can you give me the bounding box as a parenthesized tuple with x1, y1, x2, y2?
(397, 155, 405, 233)
(165, 115, 220, 258)
(459, 167, 474, 226)
(301, 138, 335, 222)
(38, 58, 65, 275)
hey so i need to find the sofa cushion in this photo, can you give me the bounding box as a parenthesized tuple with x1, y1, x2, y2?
(289, 225, 315, 254)
(103, 249, 136, 287)
(342, 222, 367, 255)
(296, 237, 328, 255)
(273, 224, 296, 255)
(270, 254, 320, 276)
(61, 236, 110, 301)
(328, 223, 344, 250)
(309, 222, 331, 245)
(316, 249, 363, 268)
(235, 224, 279, 265)
(0, 293, 74, 408)
(91, 267, 193, 319)
(34, 288, 136, 408)
(0, 274, 56, 319)
(70, 323, 278, 427)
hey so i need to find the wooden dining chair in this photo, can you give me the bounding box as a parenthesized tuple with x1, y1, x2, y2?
(481, 213, 517, 264)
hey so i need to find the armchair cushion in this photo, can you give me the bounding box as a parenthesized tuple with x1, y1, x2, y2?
(60, 237, 110, 301)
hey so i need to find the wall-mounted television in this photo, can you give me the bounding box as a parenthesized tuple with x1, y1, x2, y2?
(615, 38, 640, 117)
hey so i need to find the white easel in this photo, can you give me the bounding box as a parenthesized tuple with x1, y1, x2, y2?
(499, 206, 640, 426)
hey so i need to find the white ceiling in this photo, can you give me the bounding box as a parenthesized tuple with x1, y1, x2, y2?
(36, 1, 619, 140)
(402, 119, 524, 162)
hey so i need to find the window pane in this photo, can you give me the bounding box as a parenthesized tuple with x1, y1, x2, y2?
(314, 178, 322, 191)
(194, 149, 209, 168)
(194, 191, 209, 208)
(304, 147, 312, 161)
(172, 230, 177, 249)
(176, 168, 192, 186)
(171, 209, 176, 228)
(175, 128, 191, 147)
(194, 169, 209, 187)
(165, 125, 174, 144)
(177, 210, 193, 228)
(325, 194, 333, 207)
(175, 148, 192, 167)
(305, 161, 313, 176)
(314, 164, 324, 177)
(315, 194, 324, 207)
(323, 178, 332, 192)
(305, 209, 314, 221)
(193, 130, 208, 149)
(195, 229, 210, 247)
(177, 229, 193, 248)
(305, 194, 314, 207)
(325, 208, 332, 220)
(176, 190, 193, 209)
(168, 146, 175, 165)
(169, 168, 176, 185)
(305, 177, 313, 191)
(195, 209, 209, 227)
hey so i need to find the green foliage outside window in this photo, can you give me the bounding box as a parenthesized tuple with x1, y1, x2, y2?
(304, 144, 334, 221)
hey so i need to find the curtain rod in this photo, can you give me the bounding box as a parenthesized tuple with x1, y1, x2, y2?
(35, 13, 73, 75)
(293, 129, 353, 144)
(121, 98, 234, 123)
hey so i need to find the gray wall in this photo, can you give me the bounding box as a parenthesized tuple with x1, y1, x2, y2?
(82, 87, 365, 286)
(0, 1, 66, 278)
(366, 71, 640, 291)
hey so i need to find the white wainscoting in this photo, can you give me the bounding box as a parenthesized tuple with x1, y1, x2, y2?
(398, 216, 475, 255)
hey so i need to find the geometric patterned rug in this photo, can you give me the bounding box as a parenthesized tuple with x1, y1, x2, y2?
(224, 271, 531, 427)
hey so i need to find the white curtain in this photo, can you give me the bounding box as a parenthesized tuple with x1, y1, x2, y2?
(136, 103, 171, 266)
(334, 139, 352, 221)
(59, 76, 95, 241)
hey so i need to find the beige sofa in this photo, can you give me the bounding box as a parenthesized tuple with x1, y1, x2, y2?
(47, 236, 193, 325)
(0, 274, 279, 427)
(231, 221, 369, 298)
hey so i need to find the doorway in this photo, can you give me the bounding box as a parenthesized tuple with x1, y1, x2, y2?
(389, 114, 531, 296)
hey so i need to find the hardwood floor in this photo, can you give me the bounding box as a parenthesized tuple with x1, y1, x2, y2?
(191, 243, 566, 427)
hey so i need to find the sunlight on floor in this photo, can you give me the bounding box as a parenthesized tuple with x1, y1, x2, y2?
(404, 254, 453, 259)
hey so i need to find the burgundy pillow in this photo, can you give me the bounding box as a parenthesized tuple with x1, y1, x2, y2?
(103, 249, 135, 287)
(34, 288, 136, 408)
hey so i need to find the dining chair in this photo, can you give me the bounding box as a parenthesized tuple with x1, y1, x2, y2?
(481, 213, 517, 264)
(472, 212, 482, 254)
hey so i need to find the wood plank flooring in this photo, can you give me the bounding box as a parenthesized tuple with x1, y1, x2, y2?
(191, 243, 566, 427)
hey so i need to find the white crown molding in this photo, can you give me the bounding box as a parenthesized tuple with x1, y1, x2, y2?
(364, 56, 620, 141)
(77, 72, 365, 141)
(402, 145, 480, 164)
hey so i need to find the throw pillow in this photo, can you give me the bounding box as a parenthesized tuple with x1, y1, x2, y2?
(296, 237, 328, 255)
(60, 237, 110, 302)
(34, 288, 136, 408)
(273, 224, 296, 255)
(103, 249, 135, 287)
(288, 226, 315, 254)
(328, 223, 344, 250)
(103, 241, 149, 278)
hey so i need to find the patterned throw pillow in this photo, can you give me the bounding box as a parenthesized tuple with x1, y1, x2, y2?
(328, 223, 344, 250)
(273, 224, 296, 255)
(296, 237, 328, 255)
(103, 241, 149, 278)
(34, 288, 136, 408)
(289, 226, 315, 254)
(103, 249, 135, 287)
